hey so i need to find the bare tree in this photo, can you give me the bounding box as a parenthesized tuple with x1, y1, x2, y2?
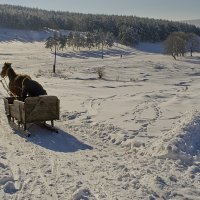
(164, 32, 187, 59)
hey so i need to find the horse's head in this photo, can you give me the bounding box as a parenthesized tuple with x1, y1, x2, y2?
(1, 62, 12, 78)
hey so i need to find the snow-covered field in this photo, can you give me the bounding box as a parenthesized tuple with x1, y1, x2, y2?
(0, 30, 200, 200)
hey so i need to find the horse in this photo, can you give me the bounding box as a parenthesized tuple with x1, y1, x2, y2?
(21, 78, 47, 101)
(1, 62, 31, 97)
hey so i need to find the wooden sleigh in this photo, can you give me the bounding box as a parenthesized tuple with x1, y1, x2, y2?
(3, 95, 60, 136)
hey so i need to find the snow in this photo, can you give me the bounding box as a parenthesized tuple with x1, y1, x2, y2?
(0, 29, 200, 199)
(136, 42, 165, 54)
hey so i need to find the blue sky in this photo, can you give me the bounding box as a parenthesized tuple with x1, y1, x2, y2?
(0, 0, 199, 21)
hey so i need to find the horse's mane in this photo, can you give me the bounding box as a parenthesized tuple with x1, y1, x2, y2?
(7, 67, 17, 80)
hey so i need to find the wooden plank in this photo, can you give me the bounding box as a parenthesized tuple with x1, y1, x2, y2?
(25, 96, 59, 123)
(10, 100, 25, 123)
(3, 98, 10, 116)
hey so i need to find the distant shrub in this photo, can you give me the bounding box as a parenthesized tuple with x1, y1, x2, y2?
(96, 67, 105, 79)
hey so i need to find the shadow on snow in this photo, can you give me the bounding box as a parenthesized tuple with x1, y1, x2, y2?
(14, 123, 93, 153)
(56, 47, 136, 59)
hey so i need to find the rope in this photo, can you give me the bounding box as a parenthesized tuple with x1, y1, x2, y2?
(0, 78, 17, 97)
(0, 78, 10, 95)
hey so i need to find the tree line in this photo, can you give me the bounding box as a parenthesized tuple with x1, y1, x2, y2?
(0, 4, 200, 46)
(45, 31, 114, 72)
(47, 31, 114, 51)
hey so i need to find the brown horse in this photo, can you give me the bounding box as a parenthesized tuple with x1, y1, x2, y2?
(1, 62, 31, 97)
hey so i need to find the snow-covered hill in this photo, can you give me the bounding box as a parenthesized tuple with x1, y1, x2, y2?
(0, 31, 200, 199)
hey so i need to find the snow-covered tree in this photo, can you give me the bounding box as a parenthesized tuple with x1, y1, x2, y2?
(186, 33, 200, 56)
(85, 32, 94, 50)
(165, 32, 200, 59)
(45, 32, 60, 73)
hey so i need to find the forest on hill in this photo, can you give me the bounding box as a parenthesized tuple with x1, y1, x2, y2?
(0, 4, 200, 45)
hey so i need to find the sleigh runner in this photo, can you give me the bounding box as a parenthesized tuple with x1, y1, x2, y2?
(3, 95, 60, 136)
